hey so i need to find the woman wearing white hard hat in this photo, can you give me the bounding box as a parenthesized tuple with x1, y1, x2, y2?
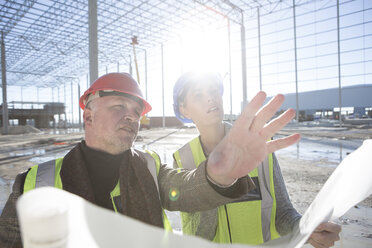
(172, 71, 341, 246)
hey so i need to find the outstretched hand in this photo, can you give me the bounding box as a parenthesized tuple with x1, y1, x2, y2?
(207, 91, 300, 185)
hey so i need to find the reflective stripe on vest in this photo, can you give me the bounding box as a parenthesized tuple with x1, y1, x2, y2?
(173, 135, 279, 244)
(144, 150, 173, 232)
(173, 137, 207, 238)
(110, 181, 122, 213)
(23, 151, 171, 231)
(24, 158, 64, 193)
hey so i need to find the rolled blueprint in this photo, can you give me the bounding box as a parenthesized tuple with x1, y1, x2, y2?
(17, 188, 68, 248)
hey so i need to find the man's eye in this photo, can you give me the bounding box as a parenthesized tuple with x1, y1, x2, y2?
(113, 105, 124, 110)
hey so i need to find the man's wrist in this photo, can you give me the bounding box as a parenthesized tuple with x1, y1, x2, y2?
(206, 173, 238, 188)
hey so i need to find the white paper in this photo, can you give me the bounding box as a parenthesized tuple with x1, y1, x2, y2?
(17, 188, 69, 248)
(263, 139, 372, 248)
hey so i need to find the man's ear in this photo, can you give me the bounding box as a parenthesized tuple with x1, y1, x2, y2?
(83, 107, 93, 127)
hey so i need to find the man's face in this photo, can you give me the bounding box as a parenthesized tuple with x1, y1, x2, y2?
(84, 94, 143, 154)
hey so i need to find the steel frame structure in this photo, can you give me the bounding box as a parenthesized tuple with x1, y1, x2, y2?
(1, 0, 370, 133)
(1, 0, 289, 88)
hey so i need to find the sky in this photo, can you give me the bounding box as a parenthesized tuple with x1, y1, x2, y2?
(136, 0, 371, 118)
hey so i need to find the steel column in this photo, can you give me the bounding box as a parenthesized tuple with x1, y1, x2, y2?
(64, 83, 67, 128)
(241, 16, 248, 111)
(337, 0, 342, 127)
(58, 86, 61, 127)
(88, 0, 98, 84)
(227, 18, 233, 118)
(52, 87, 55, 129)
(78, 81, 81, 129)
(161, 44, 165, 128)
(145, 49, 148, 101)
(257, 7, 263, 91)
(71, 81, 74, 126)
(129, 56, 132, 76)
(1, 31, 9, 134)
(86, 74, 89, 88)
(293, 0, 299, 122)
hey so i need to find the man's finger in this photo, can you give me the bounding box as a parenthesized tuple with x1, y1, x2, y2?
(310, 231, 338, 247)
(250, 94, 285, 132)
(260, 108, 296, 140)
(236, 91, 266, 129)
(266, 133, 300, 153)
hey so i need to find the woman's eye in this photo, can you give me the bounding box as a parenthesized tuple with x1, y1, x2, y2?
(192, 92, 202, 98)
(212, 89, 220, 95)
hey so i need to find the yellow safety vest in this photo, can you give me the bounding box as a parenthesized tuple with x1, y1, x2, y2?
(23, 150, 172, 231)
(173, 136, 280, 244)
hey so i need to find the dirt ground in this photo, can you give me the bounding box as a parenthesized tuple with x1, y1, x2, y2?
(275, 124, 372, 248)
(275, 154, 372, 248)
(0, 125, 371, 247)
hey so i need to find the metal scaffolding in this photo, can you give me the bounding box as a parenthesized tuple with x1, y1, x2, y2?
(0, 0, 265, 87)
(0, 0, 371, 132)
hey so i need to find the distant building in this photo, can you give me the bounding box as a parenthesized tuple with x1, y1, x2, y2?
(0, 102, 66, 128)
(277, 84, 372, 121)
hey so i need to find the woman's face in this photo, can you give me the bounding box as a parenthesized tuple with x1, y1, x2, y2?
(180, 80, 224, 127)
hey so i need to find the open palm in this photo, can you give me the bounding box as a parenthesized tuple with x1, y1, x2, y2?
(207, 91, 301, 185)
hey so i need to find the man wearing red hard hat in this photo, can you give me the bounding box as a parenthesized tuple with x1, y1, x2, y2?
(0, 72, 299, 247)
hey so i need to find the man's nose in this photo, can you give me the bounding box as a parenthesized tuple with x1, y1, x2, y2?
(123, 110, 139, 122)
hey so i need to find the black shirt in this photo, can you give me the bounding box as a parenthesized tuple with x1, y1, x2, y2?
(80, 141, 128, 210)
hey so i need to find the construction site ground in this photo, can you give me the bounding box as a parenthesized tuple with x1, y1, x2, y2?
(0, 124, 371, 247)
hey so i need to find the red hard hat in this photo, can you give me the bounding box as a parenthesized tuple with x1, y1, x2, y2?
(79, 72, 152, 116)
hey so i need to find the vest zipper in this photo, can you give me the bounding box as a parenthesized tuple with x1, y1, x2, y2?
(224, 205, 232, 243)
